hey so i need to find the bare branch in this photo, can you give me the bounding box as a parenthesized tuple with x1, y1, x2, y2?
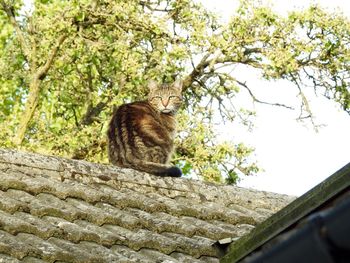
(215, 72, 294, 110)
(236, 79, 294, 110)
(290, 74, 321, 131)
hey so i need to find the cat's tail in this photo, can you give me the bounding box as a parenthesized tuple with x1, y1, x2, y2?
(155, 166, 182, 177)
(123, 159, 182, 177)
(137, 162, 182, 177)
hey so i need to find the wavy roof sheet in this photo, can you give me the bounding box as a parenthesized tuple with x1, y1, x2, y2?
(0, 149, 294, 262)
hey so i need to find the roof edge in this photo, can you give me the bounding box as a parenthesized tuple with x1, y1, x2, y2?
(221, 162, 350, 263)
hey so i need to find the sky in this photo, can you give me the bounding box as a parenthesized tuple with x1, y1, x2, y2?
(197, 0, 350, 196)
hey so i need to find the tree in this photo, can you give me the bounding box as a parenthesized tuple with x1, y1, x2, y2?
(1, 0, 349, 184)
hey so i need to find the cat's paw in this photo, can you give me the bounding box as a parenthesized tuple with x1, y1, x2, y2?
(166, 166, 182, 177)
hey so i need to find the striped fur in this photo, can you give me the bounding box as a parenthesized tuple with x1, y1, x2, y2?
(107, 80, 183, 177)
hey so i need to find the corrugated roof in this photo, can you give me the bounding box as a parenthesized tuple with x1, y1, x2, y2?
(0, 149, 294, 262)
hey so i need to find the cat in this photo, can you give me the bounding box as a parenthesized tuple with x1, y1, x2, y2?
(107, 79, 183, 177)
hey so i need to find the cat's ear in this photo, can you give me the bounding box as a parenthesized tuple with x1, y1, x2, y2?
(148, 80, 158, 92)
(172, 79, 183, 91)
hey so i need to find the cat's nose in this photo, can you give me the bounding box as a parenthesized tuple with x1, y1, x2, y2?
(161, 98, 169, 107)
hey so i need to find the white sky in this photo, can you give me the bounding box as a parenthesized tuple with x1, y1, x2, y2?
(197, 0, 350, 196)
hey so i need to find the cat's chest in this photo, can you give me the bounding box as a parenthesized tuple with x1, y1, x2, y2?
(159, 114, 176, 137)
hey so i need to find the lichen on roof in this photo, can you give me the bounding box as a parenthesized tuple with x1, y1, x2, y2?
(0, 149, 294, 262)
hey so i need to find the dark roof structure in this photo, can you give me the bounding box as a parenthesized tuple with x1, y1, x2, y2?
(0, 149, 294, 263)
(221, 162, 350, 263)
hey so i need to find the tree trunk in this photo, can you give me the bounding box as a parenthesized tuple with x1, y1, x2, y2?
(12, 34, 67, 146)
(13, 75, 41, 145)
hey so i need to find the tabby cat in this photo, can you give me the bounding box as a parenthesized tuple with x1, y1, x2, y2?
(107, 79, 183, 177)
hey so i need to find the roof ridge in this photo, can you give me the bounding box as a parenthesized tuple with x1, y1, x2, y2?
(0, 148, 294, 211)
(0, 148, 207, 191)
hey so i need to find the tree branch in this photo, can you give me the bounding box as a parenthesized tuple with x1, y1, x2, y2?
(183, 50, 262, 91)
(36, 34, 67, 79)
(0, 0, 31, 59)
(290, 74, 321, 131)
(14, 34, 68, 145)
(236, 79, 295, 110)
(183, 52, 212, 90)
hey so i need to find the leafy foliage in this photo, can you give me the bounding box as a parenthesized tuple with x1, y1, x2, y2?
(0, 0, 349, 184)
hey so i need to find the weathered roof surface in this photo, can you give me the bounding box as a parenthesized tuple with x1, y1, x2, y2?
(0, 149, 294, 262)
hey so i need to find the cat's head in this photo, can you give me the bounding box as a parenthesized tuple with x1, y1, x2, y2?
(147, 79, 183, 114)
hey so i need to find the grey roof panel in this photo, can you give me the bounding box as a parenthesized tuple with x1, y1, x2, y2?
(0, 149, 293, 262)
